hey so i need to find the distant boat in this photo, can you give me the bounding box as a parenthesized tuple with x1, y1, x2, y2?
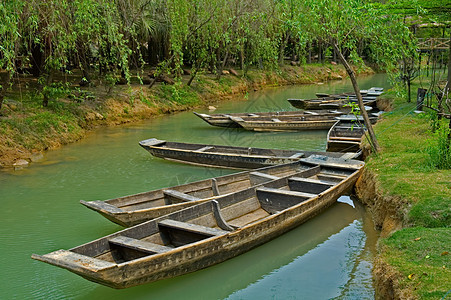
(228, 114, 339, 131)
(288, 98, 377, 110)
(32, 155, 364, 289)
(138, 138, 362, 170)
(327, 120, 366, 153)
(193, 110, 343, 128)
(316, 87, 383, 99)
(80, 161, 321, 227)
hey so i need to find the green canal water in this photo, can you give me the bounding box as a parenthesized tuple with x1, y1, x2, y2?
(0, 74, 389, 299)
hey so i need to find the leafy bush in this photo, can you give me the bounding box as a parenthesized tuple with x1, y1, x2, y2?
(426, 123, 451, 169)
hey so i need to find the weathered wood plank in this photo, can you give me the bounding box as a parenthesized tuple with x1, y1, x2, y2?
(288, 177, 333, 194)
(109, 236, 172, 254)
(158, 219, 228, 236)
(163, 189, 201, 203)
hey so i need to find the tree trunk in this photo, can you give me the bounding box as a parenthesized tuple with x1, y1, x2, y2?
(0, 72, 11, 113)
(407, 79, 411, 103)
(333, 43, 380, 152)
(187, 69, 197, 86)
(42, 72, 53, 107)
(216, 49, 229, 80)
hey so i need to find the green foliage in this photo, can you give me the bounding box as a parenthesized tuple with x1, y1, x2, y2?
(426, 122, 451, 169)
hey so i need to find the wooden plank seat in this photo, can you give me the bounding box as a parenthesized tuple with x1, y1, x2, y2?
(163, 189, 201, 203)
(329, 137, 362, 141)
(109, 236, 173, 254)
(288, 177, 334, 193)
(196, 146, 214, 152)
(316, 174, 346, 183)
(158, 219, 229, 237)
(289, 152, 304, 159)
(256, 187, 317, 214)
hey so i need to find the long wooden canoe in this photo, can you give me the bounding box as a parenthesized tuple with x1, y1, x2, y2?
(138, 138, 362, 169)
(32, 156, 364, 289)
(193, 110, 344, 128)
(316, 87, 383, 98)
(288, 98, 377, 110)
(228, 114, 339, 131)
(327, 120, 366, 153)
(80, 160, 324, 227)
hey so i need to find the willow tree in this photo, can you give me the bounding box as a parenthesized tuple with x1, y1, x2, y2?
(304, 0, 416, 152)
(0, 0, 25, 112)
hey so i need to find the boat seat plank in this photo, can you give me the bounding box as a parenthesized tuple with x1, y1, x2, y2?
(288, 177, 334, 194)
(257, 187, 317, 199)
(109, 236, 173, 254)
(289, 152, 304, 159)
(158, 219, 229, 236)
(163, 189, 201, 203)
(256, 187, 316, 214)
(316, 174, 345, 183)
(196, 146, 214, 152)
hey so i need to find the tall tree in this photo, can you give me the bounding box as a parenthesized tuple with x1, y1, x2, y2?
(301, 0, 416, 152)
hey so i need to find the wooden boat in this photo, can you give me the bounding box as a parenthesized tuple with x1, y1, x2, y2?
(327, 120, 366, 153)
(32, 156, 364, 289)
(288, 98, 377, 110)
(193, 110, 343, 128)
(228, 114, 339, 131)
(80, 161, 323, 227)
(138, 138, 362, 170)
(315, 87, 383, 98)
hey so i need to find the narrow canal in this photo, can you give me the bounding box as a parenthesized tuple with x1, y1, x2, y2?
(0, 74, 389, 299)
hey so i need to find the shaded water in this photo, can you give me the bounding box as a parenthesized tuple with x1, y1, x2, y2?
(0, 74, 388, 299)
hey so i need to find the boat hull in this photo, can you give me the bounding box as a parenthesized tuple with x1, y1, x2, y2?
(33, 163, 362, 289)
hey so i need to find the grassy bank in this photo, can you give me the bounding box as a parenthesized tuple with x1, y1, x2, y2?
(0, 63, 364, 167)
(357, 87, 451, 299)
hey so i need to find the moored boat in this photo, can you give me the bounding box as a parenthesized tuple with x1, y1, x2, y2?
(138, 138, 362, 169)
(80, 161, 322, 227)
(288, 98, 377, 110)
(327, 120, 366, 153)
(32, 156, 364, 289)
(193, 110, 343, 128)
(228, 114, 339, 131)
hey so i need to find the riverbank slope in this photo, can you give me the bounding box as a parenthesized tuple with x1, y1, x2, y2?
(355, 91, 451, 299)
(0, 64, 369, 168)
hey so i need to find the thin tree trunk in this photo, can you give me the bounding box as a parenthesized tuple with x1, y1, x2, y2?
(0, 72, 10, 113)
(333, 43, 380, 152)
(187, 69, 197, 86)
(42, 71, 53, 107)
(216, 49, 229, 80)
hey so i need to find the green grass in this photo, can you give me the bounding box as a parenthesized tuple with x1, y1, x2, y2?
(367, 83, 451, 299)
(379, 228, 450, 299)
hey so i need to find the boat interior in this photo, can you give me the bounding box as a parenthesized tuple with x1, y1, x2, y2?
(69, 164, 356, 265)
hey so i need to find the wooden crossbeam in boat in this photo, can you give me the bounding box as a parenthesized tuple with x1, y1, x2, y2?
(257, 187, 317, 199)
(158, 219, 229, 236)
(109, 236, 173, 254)
(211, 201, 235, 231)
(163, 189, 201, 202)
(316, 174, 345, 183)
(288, 177, 334, 194)
(196, 146, 214, 152)
(289, 152, 304, 159)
